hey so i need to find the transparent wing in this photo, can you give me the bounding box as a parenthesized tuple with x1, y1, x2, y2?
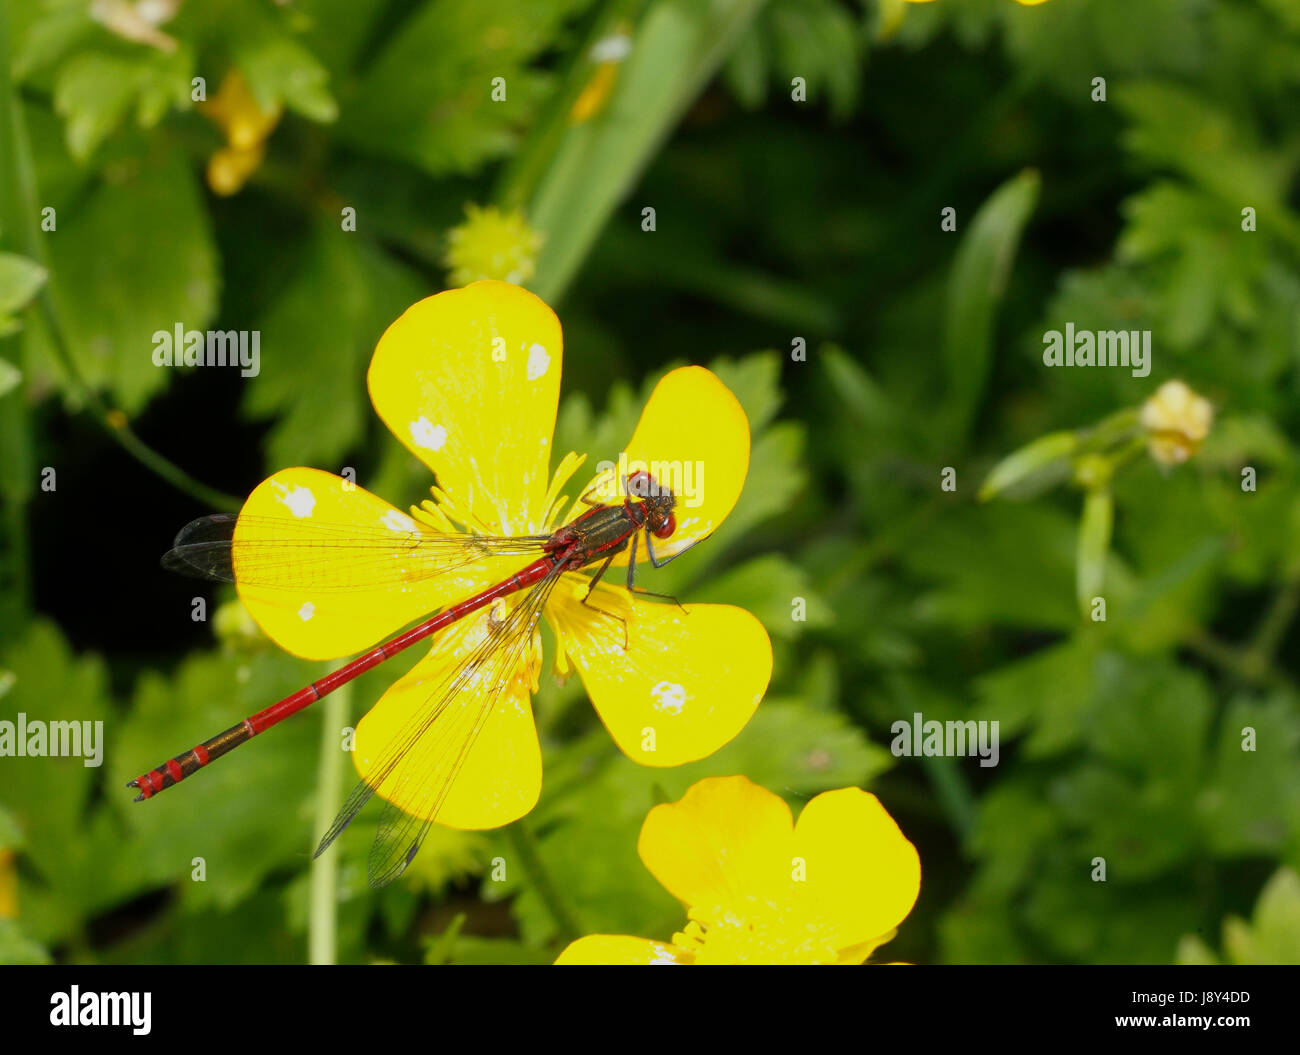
(162, 512, 551, 591)
(315, 563, 565, 888)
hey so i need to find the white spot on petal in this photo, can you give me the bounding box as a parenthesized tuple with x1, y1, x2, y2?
(411, 417, 448, 451)
(298, 601, 315, 622)
(382, 510, 417, 533)
(526, 343, 550, 380)
(281, 486, 316, 518)
(649, 680, 686, 715)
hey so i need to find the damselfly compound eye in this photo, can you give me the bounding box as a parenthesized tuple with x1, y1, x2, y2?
(654, 513, 676, 539)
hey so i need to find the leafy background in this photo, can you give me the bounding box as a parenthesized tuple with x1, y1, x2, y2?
(2, 0, 1300, 965)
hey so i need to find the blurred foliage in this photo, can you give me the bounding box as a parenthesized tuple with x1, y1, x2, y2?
(2, 0, 1300, 966)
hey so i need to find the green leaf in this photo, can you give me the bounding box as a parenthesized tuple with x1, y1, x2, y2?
(0, 920, 51, 965)
(943, 168, 1040, 439)
(998, 0, 1208, 96)
(337, 0, 594, 176)
(1199, 694, 1300, 856)
(0, 251, 46, 314)
(979, 430, 1079, 502)
(692, 554, 829, 638)
(35, 149, 217, 413)
(1116, 82, 1294, 235)
(708, 351, 783, 433)
(52, 46, 193, 161)
(1175, 934, 1220, 965)
(975, 637, 1098, 755)
(0, 621, 113, 937)
(0, 249, 45, 335)
(11, 2, 95, 81)
(898, 502, 1078, 631)
(723, 16, 767, 108)
(1117, 182, 1269, 347)
(51, 52, 137, 160)
(242, 225, 426, 470)
(235, 23, 338, 123)
(766, 0, 863, 119)
(1219, 867, 1300, 965)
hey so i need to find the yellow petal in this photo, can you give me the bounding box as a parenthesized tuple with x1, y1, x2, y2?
(554, 935, 691, 965)
(353, 606, 542, 829)
(549, 580, 771, 767)
(367, 281, 563, 535)
(793, 789, 920, 951)
(573, 367, 750, 563)
(637, 775, 794, 910)
(235, 467, 501, 660)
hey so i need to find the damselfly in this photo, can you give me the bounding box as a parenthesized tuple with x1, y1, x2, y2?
(130, 469, 693, 887)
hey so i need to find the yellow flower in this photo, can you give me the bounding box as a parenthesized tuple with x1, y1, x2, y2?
(201, 71, 282, 197)
(444, 205, 543, 287)
(1140, 379, 1214, 466)
(234, 281, 771, 831)
(556, 775, 921, 964)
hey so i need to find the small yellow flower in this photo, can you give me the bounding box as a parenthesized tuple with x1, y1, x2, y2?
(235, 282, 771, 832)
(1140, 380, 1214, 466)
(201, 71, 281, 197)
(444, 205, 543, 287)
(556, 775, 921, 964)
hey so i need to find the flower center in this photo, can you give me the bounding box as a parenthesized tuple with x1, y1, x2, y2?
(674, 898, 841, 965)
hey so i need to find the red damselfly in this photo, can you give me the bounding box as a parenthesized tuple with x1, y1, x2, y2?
(130, 470, 694, 886)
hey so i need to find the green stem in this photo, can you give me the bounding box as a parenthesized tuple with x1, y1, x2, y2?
(505, 820, 582, 943)
(309, 680, 349, 966)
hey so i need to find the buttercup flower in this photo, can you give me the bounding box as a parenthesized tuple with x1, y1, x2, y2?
(556, 775, 921, 964)
(1140, 379, 1214, 466)
(236, 280, 772, 830)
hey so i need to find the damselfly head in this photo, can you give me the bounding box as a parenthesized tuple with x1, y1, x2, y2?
(627, 470, 676, 539)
